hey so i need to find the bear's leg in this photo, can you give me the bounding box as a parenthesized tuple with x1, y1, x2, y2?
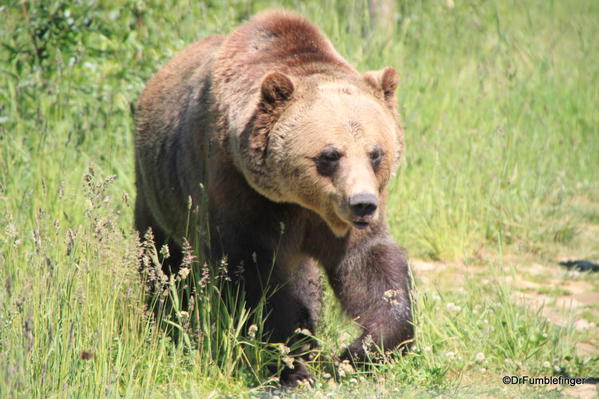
(264, 258, 322, 340)
(328, 236, 413, 363)
(224, 246, 321, 387)
(266, 258, 322, 387)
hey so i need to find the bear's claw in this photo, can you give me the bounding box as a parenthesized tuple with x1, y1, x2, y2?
(280, 362, 315, 388)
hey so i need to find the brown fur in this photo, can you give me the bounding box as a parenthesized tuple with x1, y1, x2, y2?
(135, 11, 413, 387)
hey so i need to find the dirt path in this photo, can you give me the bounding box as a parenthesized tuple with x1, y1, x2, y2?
(412, 255, 599, 399)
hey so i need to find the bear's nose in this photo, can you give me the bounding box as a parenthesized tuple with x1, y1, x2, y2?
(348, 193, 378, 217)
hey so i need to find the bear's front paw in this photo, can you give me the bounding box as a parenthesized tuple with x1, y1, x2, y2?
(340, 341, 368, 365)
(280, 361, 314, 388)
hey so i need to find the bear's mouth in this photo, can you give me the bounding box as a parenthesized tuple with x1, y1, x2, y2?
(352, 220, 370, 229)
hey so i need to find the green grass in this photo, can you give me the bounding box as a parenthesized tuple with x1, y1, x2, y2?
(1, 0, 598, 397)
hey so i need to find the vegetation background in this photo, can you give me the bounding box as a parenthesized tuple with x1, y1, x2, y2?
(0, 0, 597, 397)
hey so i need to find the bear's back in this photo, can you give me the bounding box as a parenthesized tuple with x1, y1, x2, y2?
(211, 11, 358, 135)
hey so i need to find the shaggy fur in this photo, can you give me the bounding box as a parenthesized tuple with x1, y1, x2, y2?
(135, 11, 413, 387)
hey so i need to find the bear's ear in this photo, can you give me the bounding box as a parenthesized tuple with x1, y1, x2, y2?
(363, 66, 398, 111)
(260, 71, 295, 106)
(248, 72, 295, 167)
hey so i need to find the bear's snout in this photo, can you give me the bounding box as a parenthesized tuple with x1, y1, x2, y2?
(349, 192, 378, 216)
(348, 192, 378, 229)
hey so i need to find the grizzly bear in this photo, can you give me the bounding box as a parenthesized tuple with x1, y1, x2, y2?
(135, 11, 413, 386)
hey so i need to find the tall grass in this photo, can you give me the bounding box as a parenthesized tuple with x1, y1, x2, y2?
(1, 0, 597, 397)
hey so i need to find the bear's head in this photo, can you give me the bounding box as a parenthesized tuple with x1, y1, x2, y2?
(242, 67, 402, 237)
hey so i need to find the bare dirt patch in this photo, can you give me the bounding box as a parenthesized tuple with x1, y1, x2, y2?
(412, 254, 599, 399)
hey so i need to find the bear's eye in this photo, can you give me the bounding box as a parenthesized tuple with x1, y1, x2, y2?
(315, 147, 342, 176)
(320, 148, 341, 162)
(369, 146, 383, 171)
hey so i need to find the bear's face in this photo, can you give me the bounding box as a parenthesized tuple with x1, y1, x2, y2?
(245, 69, 402, 237)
